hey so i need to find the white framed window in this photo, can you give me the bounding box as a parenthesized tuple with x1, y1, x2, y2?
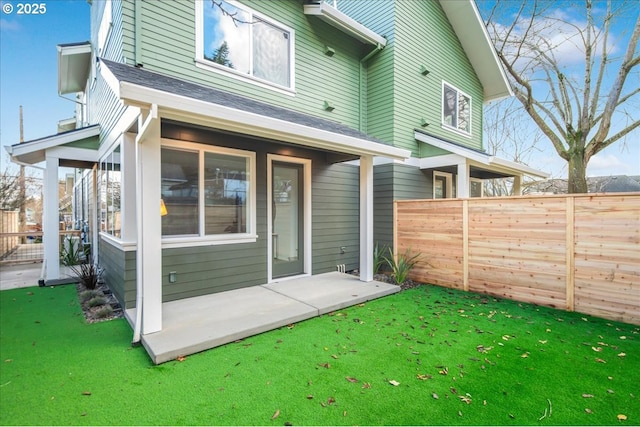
(470, 178, 483, 198)
(195, 0, 295, 93)
(433, 171, 454, 199)
(98, 144, 121, 238)
(160, 140, 257, 245)
(442, 82, 471, 136)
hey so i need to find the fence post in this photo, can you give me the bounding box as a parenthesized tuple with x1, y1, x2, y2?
(462, 199, 469, 292)
(565, 196, 575, 311)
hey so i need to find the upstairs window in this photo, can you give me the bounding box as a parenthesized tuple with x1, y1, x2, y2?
(442, 82, 471, 135)
(197, 0, 294, 90)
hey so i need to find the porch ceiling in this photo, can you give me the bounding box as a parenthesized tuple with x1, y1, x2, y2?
(100, 59, 410, 161)
(415, 130, 549, 179)
(58, 42, 92, 95)
(6, 125, 100, 167)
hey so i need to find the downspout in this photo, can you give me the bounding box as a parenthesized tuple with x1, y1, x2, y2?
(359, 43, 384, 132)
(134, 0, 142, 66)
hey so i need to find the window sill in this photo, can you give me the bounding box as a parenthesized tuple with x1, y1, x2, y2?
(194, 58, 296, 97)
(441, 123, 472, 138)
(161, 234, 259, 249)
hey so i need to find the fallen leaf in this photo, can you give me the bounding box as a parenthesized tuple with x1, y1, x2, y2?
(617, 414, 627, 421)
(439, 367, 449, 375)
(345, 377, 359, 383)
(538, 340, 547, 344)
(458, 410, 463, 417)
(4, 359, 12, 363)
(331, 354, 339, 359)
(306, 395, 314, 400)
(592, 347, 603, 352)
(81, 391, 92, 396)
(318, 363, 330, 369)
(459, 395, 472, 404)
(287, 324, 295, 329)
(585, 408, 592, 414)
(521, 353, 529, 358)
(618, 352, 626, 357)
(327, 397, 336, 405)
(389, 380, 400, 386)
(176, 355, 187, 362)
(619, 336, 627, 340)
(582, 394, 594, 398)
(595, 358, 607, 363)
(362, 382, 371, 389)
(607, 389, 615, 394)
(432, 392, 439, 399)
(502, 335, 511, 341)
(343, 410, 347, 417)
(271, 409, 280, 420)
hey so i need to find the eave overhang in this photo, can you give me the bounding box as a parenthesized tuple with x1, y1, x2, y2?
(415, 130, 549, 179)
(6, 125, 100, 167)
(439, 0, 512, 102)
(57, 42, 92, 94)
(101, 60, 409, 161)
(303, 1, 387, 47)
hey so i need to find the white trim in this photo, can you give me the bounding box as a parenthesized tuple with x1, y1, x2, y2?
(267, 154, 312, 283)
(8, 126, 100, 161)
(359, 155, 374, 282)
(99, 232, 137, 252)
(160, 138, 258, 244)
(195, 0, 296, 92)
(303, 2, 387, 46)
(457, 162, 470, 198)
(43, 155, 61, 281)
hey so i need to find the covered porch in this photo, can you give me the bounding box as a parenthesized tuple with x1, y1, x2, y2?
(124, 272, 399, 364)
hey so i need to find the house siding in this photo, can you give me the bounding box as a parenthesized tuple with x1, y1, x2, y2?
(373, 163, 431, 248)
(158, 121, 359, 302)
(132, 0, 369, 134)
(341, 0, 484, 155)
(99, 239, 136, 308)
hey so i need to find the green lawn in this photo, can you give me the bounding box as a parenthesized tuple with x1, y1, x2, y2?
(1, 283, 638, 426)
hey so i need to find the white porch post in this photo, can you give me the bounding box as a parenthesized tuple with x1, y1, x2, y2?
(43, 154, 60, 281)
(513, 175, 523, 195)
(457, 161, 470, 198)
(136, 109, 162, 335)
(359, 155, 374, 282)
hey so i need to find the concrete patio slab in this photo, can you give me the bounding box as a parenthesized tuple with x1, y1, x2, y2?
(128, 272, 399, 364)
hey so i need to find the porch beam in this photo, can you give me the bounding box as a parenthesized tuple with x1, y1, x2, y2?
(359, 155, 374, 282)
(43, 154, 60, 281)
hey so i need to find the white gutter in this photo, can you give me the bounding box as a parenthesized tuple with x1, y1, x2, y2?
(303, 2, 387, 46)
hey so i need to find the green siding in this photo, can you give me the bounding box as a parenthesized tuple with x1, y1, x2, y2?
(341, 0, 485, 155)
(99, 239, 136, 309)
(158, 122, 360, 301)
(373, 163, 431, 248)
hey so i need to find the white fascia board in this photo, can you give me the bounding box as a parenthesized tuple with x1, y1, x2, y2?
(439, 0, 512, 102)
(48, 146, 100, 163)
(119, 81, 410, 161)
(415, 131, 490, 165)
(7, 126, 100, 164)
(489, 157, 550, 178)
(303, 2, 387, 47)
(419, 154, 466, 169)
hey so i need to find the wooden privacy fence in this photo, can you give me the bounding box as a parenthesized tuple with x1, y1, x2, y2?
(394, 193, 640, 325)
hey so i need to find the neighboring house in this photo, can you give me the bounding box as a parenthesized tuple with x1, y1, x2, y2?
(6, 0, 546, 337)
(528, 175, 640, 195)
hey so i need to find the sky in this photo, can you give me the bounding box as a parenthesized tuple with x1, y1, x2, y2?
(0, 0, 638, 180)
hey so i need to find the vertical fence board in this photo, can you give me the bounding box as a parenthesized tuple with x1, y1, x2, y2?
(395, 193, 640, 325)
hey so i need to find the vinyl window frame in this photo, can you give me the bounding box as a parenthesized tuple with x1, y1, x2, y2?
(442, 81, 472, 137)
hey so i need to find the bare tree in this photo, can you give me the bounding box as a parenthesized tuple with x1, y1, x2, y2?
(483, 0, 640, 193)
(483, 97, 546, 196)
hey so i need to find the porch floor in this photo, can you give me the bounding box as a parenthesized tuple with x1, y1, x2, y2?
(125, 272, 400, 364)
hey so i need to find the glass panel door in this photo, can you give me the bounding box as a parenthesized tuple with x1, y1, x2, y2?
(272, 162, 304, 278)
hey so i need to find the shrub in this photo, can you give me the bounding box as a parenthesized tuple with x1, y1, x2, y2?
(383, 248, 421, 285)
(88, 296, 108, 308)
(94, 305, 114, 319)
(373, 243, 388, 274)
(60, 235, 102, 290)
(80, 290, 102, 303)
